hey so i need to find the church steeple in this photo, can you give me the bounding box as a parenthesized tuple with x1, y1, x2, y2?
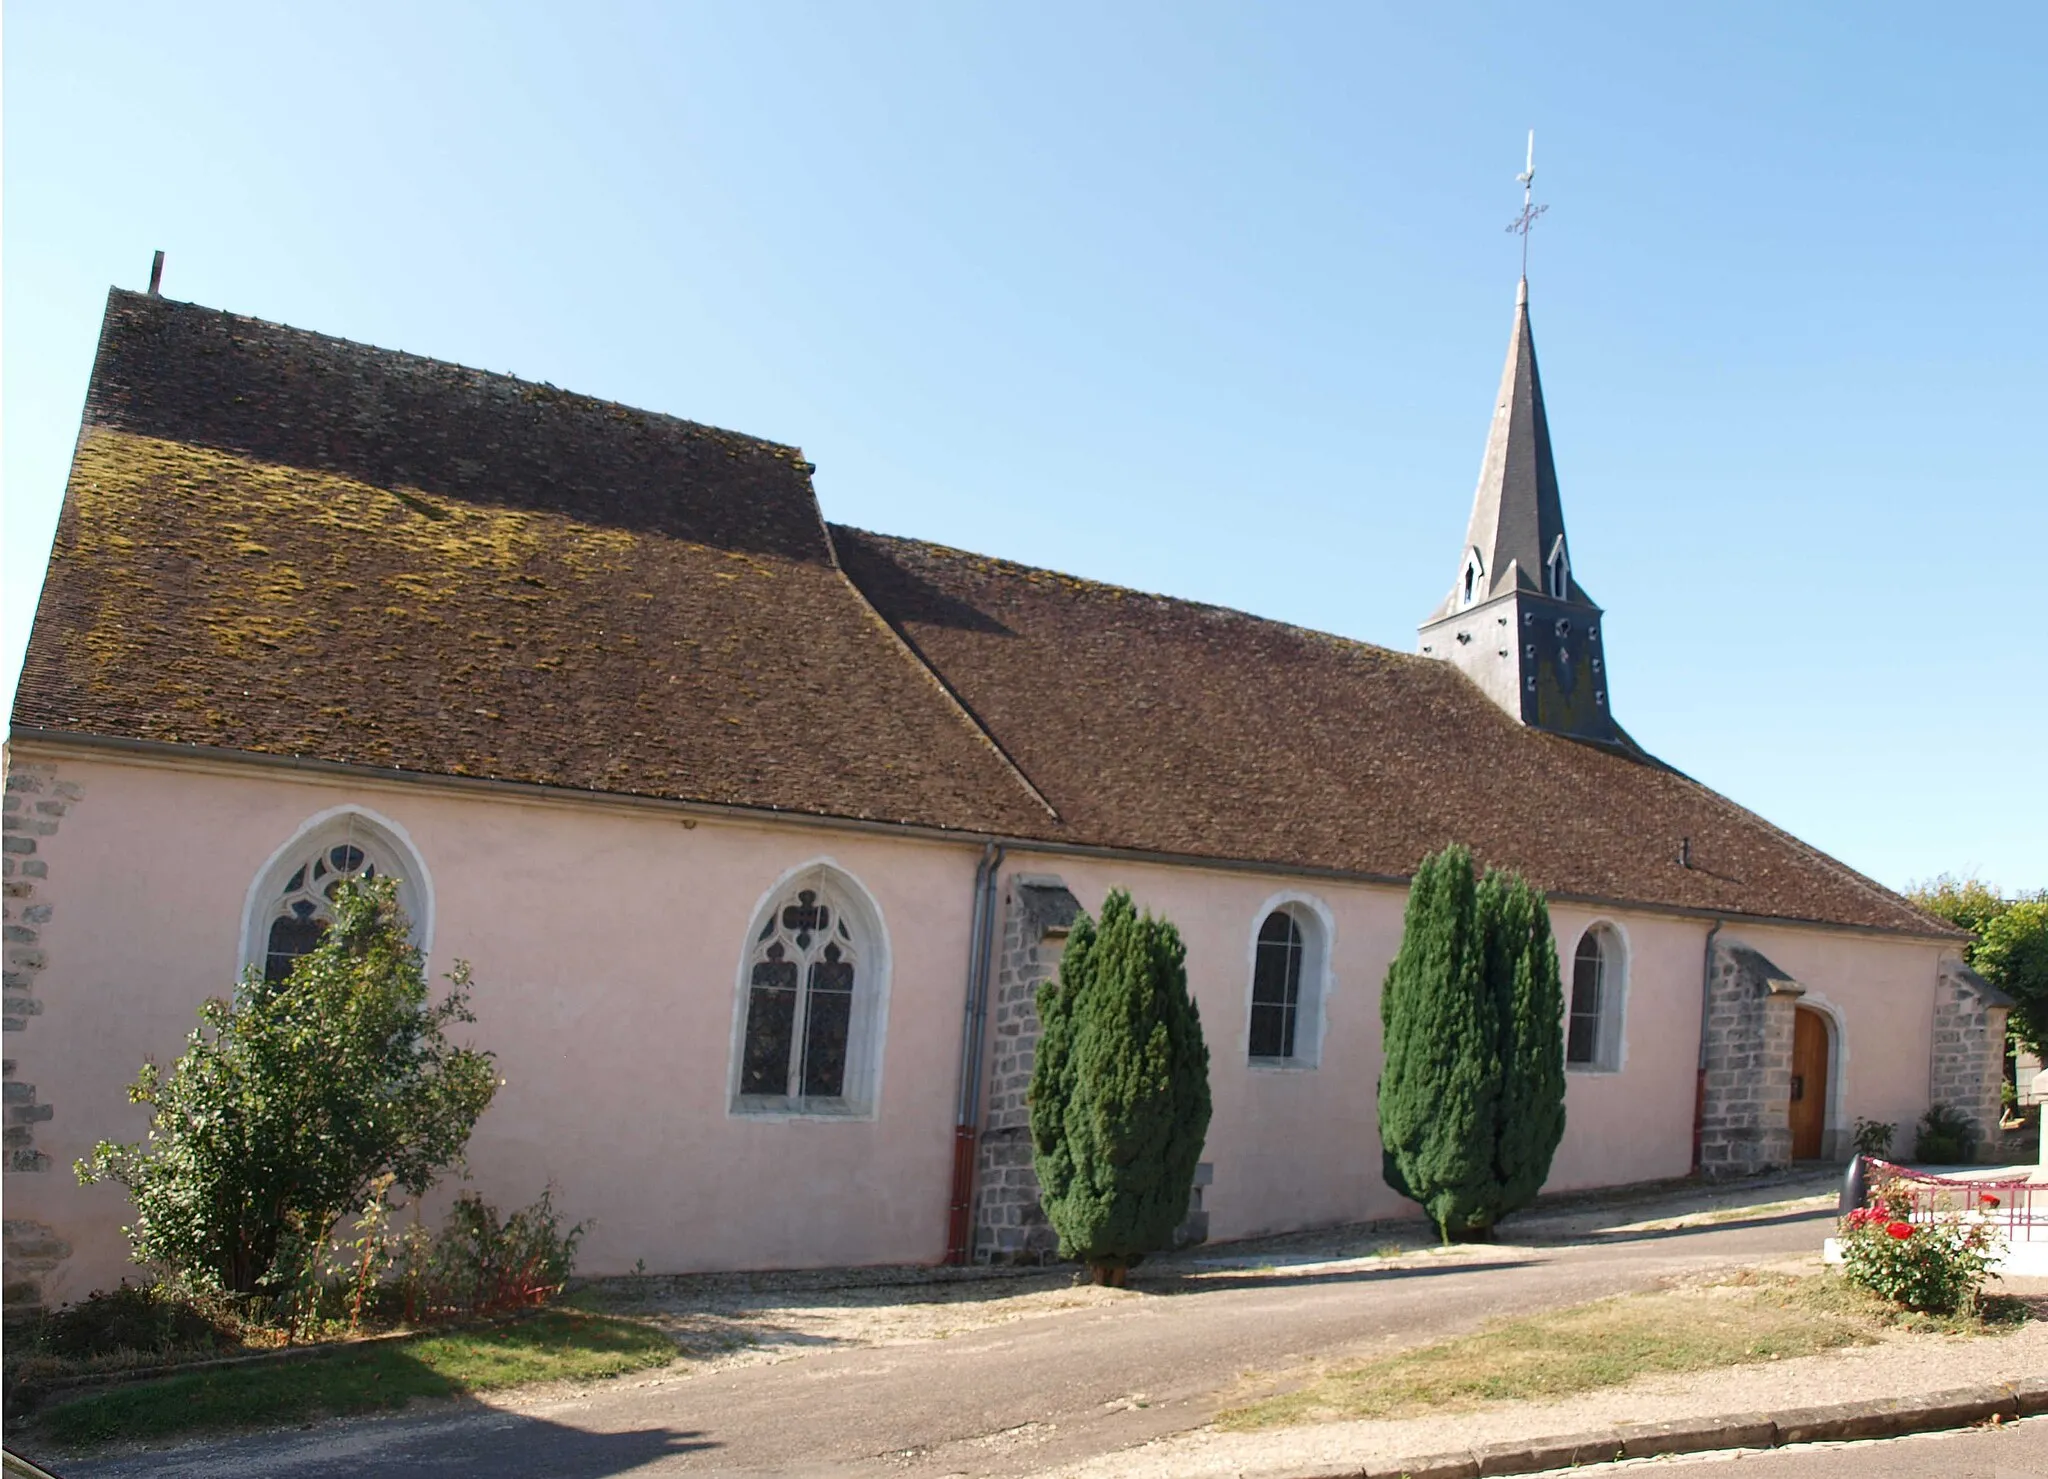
(1419, 278, 1621, 745)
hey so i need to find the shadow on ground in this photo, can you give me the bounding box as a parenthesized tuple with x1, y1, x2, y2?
(48, 1404, 718, 1479)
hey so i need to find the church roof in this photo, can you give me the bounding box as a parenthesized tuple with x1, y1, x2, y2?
(10, 290, 1056, 835)
(12, 289, 1953, 939)
(834, 530, 1945, 935)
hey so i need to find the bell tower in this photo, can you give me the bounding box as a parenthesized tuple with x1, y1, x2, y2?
(1418, 277, 1621, 745)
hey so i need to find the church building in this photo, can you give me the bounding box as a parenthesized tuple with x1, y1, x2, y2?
(2, 273, 2005, 1310)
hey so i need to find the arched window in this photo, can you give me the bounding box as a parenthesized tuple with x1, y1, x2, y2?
(242, 809, 429, 985)
(1246, 896, 1331, 1067)
(1250, 912, 1303, 1059)
(734, 866, 888, 1115)
(1461, 549, 1485, 608)
(1567, 924, 1625, 1071)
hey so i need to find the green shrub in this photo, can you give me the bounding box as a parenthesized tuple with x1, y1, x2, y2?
(1913, 1104, 1978, 1164)
(1379, 846, 1567, 1241)
(1029, 889, 1211, 1284)
(404, 1187, 588, 1320)
(1852, 1117, 1896, 1158)
(77, 879, 500, 1299)
(1838, 1177, 1994, 1314)
(22, 1282, 243, 1363)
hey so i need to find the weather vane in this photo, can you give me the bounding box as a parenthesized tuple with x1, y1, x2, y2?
(1505, 130, 1548, 279)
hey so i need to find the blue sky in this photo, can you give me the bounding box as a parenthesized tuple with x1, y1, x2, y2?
(5, 2, 2042, 893)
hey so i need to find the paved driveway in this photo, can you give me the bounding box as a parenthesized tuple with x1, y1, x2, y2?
(51, 1203, 1838, 1479)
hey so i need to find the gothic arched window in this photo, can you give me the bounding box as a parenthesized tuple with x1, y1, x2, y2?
(1567, 923, 1626, 1071)
(734, 867, 888, 1115)
(1461, 549, 1485, 608)
(243, 810, 429, 986)
(1246, 897, 1331, 1067)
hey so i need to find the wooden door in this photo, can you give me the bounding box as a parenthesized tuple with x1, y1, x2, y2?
(1790, 1008, 1829, 1160)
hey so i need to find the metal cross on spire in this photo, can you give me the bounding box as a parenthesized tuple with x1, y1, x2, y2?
(1505, 129, 1548, 280)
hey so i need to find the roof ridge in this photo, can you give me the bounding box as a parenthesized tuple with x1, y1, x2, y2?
(108, 289, 808, 461)
(821, 524, 1061, 822)
(834, 524, 1442, 673)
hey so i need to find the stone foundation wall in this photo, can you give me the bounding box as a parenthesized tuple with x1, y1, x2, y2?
(1931, 956, 2010, 1163)
(3, 755, 79, 1313)
(970, 876, 1212, 1262)
(973, 879, 1078, 1263)
(1697, 939, 1804, 1178)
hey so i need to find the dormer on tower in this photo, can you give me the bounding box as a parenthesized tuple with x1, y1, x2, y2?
(1419, 279, 1621, 745)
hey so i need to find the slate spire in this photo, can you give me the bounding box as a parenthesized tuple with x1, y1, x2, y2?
(1449, 278, 1574, 611)
(1419, 279, 1621, 745)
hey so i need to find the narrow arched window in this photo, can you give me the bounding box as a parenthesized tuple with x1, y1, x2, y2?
(735, 867, 888, 1115)
(1567, 924, 1625, 1071)
(244, 811, 429, 986)
(1250, 911, 1304, 1059)
(1461, 550, 1484, 608)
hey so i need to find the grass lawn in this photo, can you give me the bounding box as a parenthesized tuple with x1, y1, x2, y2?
(1219, 1272, 2034, 1430)
(28, 1309, 678, 1448)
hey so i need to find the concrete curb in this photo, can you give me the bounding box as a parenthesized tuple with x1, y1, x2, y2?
(1289, 1376, 2048, 1478)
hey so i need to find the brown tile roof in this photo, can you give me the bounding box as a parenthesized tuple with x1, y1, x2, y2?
(830, 528, 1950, 937)
(10, 291, 1054, 832)
(12, 290, 1952, 939)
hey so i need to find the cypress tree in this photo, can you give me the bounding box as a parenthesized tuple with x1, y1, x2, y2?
(1028, 889, 1212, 1285)
(1378, 846, 1566, 1240)
(1492, 870, 1567, 1214)
(1378, 846, 1502, 1239)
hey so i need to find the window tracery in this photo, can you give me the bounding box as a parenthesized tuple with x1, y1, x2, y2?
(245, 812, 425, 987)
(735, 869, 885, 1114)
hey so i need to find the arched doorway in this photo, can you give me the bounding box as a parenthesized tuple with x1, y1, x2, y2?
(1790, 1007, 1831, 1160)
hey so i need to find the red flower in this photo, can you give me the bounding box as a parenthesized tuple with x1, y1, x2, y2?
(1982, 1194, 2002, 1209)
(1886, 1222, 1914, 1240)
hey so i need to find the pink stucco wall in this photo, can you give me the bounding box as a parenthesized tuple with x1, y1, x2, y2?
(3, 746, 1950, 1304)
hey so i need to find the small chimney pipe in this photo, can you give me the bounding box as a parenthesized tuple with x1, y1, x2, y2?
(148, 251, 165, 297)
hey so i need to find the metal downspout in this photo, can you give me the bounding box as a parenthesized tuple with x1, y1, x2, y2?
(946, 844, 1003, 1263)
(1692, 918, 1725, 1173)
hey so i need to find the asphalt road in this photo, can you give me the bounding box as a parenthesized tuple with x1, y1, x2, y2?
(45, 1207, 1840, 1479)
(1640, 1415, 2048, 1478)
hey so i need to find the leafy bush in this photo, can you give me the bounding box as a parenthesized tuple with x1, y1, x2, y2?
(77, 879, 500, 1298)
(1913, 1103, 1978, 1164)
(403, 1187, 588, 1320)
(22, 1282, 243, 1363)
(1852, 1117, 1895, 1157)
(1029, 890, 1212, 1285)
(1838, 1177, 1995, 1314)
(1379, 845, 1567, 1241)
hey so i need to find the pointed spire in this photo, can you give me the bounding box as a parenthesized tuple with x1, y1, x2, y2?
(1418, 275, 1620, 746)
(1445, 277, 1573, 613)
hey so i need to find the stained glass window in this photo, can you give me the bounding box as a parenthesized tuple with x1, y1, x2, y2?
(261, 841, 383, 985)
(1250, 910, 1304, 1060)
(741, 883, 863, 1106)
